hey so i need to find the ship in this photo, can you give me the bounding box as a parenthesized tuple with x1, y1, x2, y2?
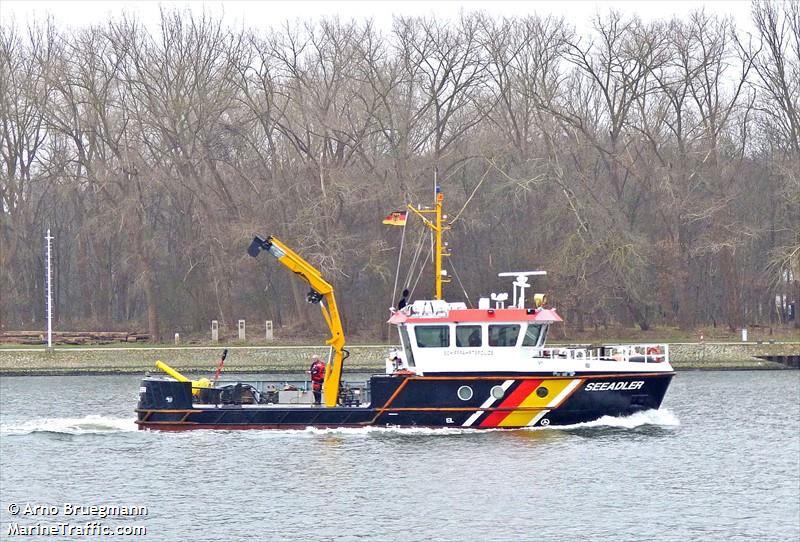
(136, 188, 674, 430)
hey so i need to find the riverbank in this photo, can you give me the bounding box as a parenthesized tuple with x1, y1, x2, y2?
(0, 342, 797, 375)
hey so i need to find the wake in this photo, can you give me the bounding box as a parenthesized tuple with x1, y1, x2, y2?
(0, 415, 137, 436)
(245, 409, 680, 436)
(0, 409, 678, 437)
(553, 408, 680, 430)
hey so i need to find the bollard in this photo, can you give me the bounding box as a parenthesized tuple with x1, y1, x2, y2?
(174, 333, 180, 345)
(211, 320, 219, 343)
(741, 328, 748, 342)
(238, 319, 246, 341)
(265, 320, 274, 341)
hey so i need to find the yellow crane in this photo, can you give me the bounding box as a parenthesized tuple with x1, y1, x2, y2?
(247, 235, 347, 407)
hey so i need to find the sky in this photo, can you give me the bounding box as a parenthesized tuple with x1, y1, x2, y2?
(1, 0, 758, 36)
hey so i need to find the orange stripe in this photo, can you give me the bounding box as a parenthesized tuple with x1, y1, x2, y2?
(367, 378, 411, 424)
(479, 379, 541, 427)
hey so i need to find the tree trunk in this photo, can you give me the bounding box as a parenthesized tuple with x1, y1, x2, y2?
(720, 247, 741, 331)
(142, 259, 161, 343)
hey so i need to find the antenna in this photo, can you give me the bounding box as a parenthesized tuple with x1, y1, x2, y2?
(498, 271, 546, 308)
(490, 292, 508, 309)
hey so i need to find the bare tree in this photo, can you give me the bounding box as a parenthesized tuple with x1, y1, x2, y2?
(0, 21, 57, 328)
(750, 0, 800, 326)
(1, 8, 796, 339)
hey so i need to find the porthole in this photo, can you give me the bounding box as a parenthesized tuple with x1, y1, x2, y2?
(490, 385, 505, 399)
(457, 385, 473, 401)
(536, 386, 549, 398)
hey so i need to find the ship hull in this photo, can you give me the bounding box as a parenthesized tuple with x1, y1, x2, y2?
(136, 372, 674, 431)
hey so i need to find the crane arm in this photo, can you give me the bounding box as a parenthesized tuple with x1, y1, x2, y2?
(247, 235, 346, 407)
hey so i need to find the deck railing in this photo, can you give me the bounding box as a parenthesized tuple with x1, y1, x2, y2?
(530, 343, 669, 363)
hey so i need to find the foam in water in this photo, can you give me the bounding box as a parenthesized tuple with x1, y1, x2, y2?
(0, 415, 137, 436)
(242, 409, 680, 437)
(552, 408, 680, 430)
(0, 410, 678, 437)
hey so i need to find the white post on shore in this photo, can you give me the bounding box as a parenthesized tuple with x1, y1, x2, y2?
(265, 320, 273, 341)
(45, 229, 54, 350)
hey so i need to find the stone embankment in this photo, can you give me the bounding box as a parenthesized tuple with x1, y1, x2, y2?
(0, 342, 797, 376)
(0, 345, 390, 376)
(668, 342, 799, 370)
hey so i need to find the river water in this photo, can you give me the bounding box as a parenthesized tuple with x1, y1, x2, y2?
(1, 371, 798, 541)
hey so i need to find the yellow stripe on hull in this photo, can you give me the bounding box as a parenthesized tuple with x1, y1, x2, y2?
(497, 379, 578, 427)
(498, 410, 543, 427)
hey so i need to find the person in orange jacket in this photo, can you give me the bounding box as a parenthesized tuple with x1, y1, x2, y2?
(309, 354, 326, 405)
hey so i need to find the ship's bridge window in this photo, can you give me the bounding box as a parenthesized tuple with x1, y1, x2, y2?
(398, 325, 416, 367)
(488, 324, 520, 347)
(414, 325, 450, 348)
(456, 325, 482, 347)
(522, 324, 544, 347)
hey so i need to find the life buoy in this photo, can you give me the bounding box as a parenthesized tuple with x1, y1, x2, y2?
(646, 346, 663, 361)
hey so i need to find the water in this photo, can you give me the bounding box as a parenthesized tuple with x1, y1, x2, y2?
(1, 371, 798, 541)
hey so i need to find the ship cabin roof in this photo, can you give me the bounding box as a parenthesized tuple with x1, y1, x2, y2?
(388, 302, 563, 325)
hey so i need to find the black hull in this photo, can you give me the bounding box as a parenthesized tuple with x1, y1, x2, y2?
(136, 372, 674, 431)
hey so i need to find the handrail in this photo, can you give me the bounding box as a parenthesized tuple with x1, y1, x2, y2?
(529, 343, 669, 363)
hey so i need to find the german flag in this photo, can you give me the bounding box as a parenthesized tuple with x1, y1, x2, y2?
(382, 210, 407, 226)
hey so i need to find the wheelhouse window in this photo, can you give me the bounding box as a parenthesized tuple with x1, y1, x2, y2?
(488, 324, 520, 347)
(456, 325, 482, 347)
(522, 324, 544, 347)
(540, 325, 549, 344)
(414, 325, 450, 348)
(398, 325, 416, 367)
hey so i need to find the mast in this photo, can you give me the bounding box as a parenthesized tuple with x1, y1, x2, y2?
(434, 187, 444, 300)
(407, 184, 450, 300)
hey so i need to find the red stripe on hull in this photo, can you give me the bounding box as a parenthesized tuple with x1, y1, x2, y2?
(479, 379, 542, 427)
